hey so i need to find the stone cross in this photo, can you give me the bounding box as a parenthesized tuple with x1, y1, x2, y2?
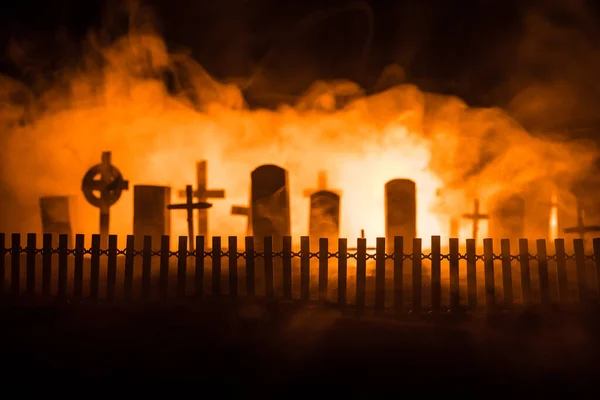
(563, 199, 600, 242)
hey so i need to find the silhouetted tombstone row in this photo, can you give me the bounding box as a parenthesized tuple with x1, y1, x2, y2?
(36, 151, 592, 246)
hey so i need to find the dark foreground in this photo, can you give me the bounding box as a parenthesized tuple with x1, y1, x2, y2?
(1, 300, 599, 396)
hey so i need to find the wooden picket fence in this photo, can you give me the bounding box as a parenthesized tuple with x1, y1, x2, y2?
(1, 232, 600, 314)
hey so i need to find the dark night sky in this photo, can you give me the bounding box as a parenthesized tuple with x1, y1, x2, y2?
(1, 0, 600, 133)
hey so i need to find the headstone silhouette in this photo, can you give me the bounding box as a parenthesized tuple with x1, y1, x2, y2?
(303, 171, 340, 248)
(385, 179, 416, 252)
(133, 185, 171, 250)
(39, 196, 73, 247)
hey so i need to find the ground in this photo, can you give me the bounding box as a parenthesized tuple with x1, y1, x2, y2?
(1, 299, 599, 395)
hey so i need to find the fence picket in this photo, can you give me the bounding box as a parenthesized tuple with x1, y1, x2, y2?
(229, 237, 238, 297)
(431, 236, 441, 313)
(466, 239, 476, 310)
(159, 235, 170, 301)
(574, 239, 587, 303)
(593, 238, 600, 300)
(282, 236, 292, 301)
(0, 233, 4, 297)
(393, 236, 403, 315)
(338, 238, 347, 308)
(264, 236, 274, 298)
(195, 236, 205, 299)
(11, 233, 20, 297)
(212, 236, 222, 296)
(449, 238, 459, 310)
(483, 239, 495, 311)
(74, 234, 84, 300)
(501, 239, 513, 310)
(519, 239, 531, 307)
(90, 234, 100, 301)
(26, 233, 36, 297)
(537, 239, 550, 307)
(107, 235, 118, 303)
(42, 234, 52, 298)
(319, 238, 329, 302)
(245, 237, 255, 297)
(177, 236, 187, 300)
(300, 237, 310, 303)
(375, 237, 385, 311)
(124, 235, 135, 302)
(141, 236, 152, 302)
(58, 234, 68, 300)
(554, 238, 569, 305)
(356, 238, 367, 316)
(412, 238, 422, 313)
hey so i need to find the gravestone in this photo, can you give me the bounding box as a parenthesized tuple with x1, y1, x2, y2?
(385, 179, 416, 252)
(303, 171, 341, 248)
(39, 196, 73, 246)
(133, 185, 171, 250)
(489, 195, 525, 241)
(251, 164, 291, 250)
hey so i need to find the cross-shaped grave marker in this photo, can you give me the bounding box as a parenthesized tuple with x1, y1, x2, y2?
(178, 161, 225, 240)
(563, 199, 600, 241)
(462, 199, 489, 242)
(168, 185, 213, 251)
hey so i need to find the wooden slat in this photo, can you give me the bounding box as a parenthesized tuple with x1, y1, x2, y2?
(159, 235, 170, 301)
(195, 236, 205, 299)
(593, 238, 600, 300)
(124, 235, 135, 302)
(431, 235, 441, 313)
(519, 239, 531, 307)
(393, 236, 403, 315)
(412, 238, 422, 313)
(466, 239, 477, 310)
(106, 235, 118, 303)
(0, 233, 5, 297)
(300, 236, 310, 302)
(74, 234, 84, 300)
(554, 238, 569, 305)
(90, 234, 100, 301)
(483, 238, 495, 311)
(355, 238, 367, 316)
(141, 236, 152, 302)
(26, 233, 36, 297)
(319, 238, 329, 302)
(11, 233, 20, 297)
(338, 238, 347, 308)
(264, 236, 274, 298)
(282, 236, 292, 301)
(449, 238, 459, 310)
(245, 237, 255, 297)
(501, 239, 513, 309)
(212, 236, 222, 296)
(573, 238, 587, 304)
(537, 239, 550, 307)
(42, 234, 52, 298)
(177, 236, 187, 300)
(229, 236, 238, 297)
(375, 237, 386, 311)
(58, 234, 68, 300)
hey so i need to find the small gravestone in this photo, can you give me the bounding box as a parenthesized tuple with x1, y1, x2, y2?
(133, 185, 171, 250)
(385, 179, 416, 251)
(39, 196, 73, 247)
(489, 194, 525, 241)
(303, 171, 341, 247)
(251, 164, 291, 250)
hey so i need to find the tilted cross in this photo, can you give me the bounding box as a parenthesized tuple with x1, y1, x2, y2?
(178, 161, 225, 239)
(563, 199, 600, 241)
(168, 185, 213, 251)
(462, 199, 489, 242)
(302, 170, 341, 197)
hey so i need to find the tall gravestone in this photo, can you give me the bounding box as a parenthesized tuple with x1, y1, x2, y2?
(39, 196, 73, 246)
(385, 179, 417, 252)
(303, 171, 341, 249)
(489, 194, 525, 241)
(133, 185, 171, 250)
(251, 164, 291, 250)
